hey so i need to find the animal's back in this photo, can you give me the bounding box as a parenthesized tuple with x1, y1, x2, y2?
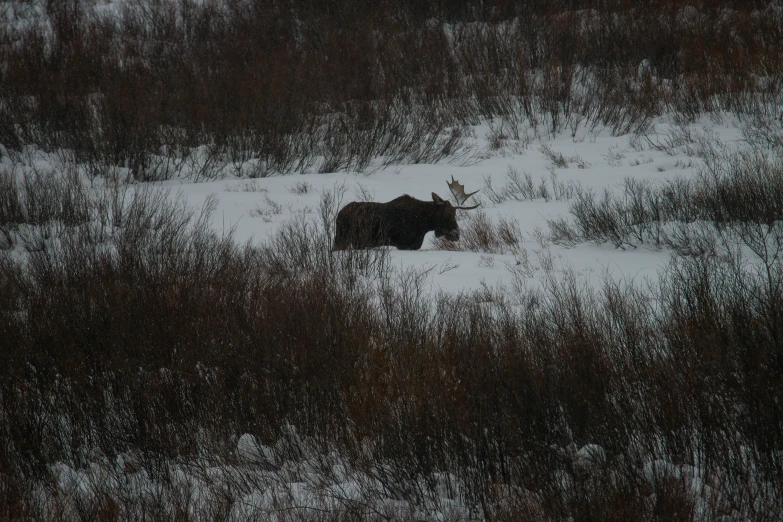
(385, 195, 417, 208)
(332, 195, 428, 250)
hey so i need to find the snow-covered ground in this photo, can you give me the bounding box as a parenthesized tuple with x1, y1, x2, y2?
(42, 431, 721, 521)
(3, 116, 770, 520)
(3, 2, 781, 519)
(156, 120, 743, 294)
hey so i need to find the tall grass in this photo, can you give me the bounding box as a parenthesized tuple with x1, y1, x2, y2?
(1, 0, 782, 178)
(549, 140, 783, 256)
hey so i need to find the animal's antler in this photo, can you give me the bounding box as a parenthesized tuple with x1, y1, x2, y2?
(447, 176, 481, 210)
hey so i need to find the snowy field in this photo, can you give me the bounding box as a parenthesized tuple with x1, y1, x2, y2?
(2, 118, 759, 519)
(154, 120, 743, 294)
(3, 1, 782, 519)
(10, 106, 783, 522)
(3, 117, 742, 520)
(3, 119, 746, 293)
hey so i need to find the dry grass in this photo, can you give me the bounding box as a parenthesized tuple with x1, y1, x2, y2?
(1, 1, 781, 177)
(2, 1, 783, 518)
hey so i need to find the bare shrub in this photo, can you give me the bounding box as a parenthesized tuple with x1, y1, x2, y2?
(485, 166, 578, 207)
(3, 169, 783, 518)
(551, 144, 783, 253)
(250, 194, 284, 222)
(539, 143, 569, 168)
(483, 167, 536, 205)
(288, 181, 313, 195)
(432, 210, 523, 255)
(2, 0, 781, 176)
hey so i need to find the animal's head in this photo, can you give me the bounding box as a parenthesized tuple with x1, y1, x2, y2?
(431, 177, 480, 241)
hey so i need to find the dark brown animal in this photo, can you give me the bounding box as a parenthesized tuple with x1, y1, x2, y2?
(333, 192, 479, 250)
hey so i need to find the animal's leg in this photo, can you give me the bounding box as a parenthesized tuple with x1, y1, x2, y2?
(333, 219, 350, 250)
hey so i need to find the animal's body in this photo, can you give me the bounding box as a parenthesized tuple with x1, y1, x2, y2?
(333, 193, 463, 250)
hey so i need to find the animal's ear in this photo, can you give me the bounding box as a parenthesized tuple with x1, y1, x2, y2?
(432, 192, 445, 204)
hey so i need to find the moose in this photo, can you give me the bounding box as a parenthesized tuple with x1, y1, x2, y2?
(333, 177, 480, 250)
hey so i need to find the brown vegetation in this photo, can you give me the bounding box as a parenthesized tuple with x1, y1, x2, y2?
(1, 0, 781, 178)
(1, 149, 783, 519)
(2, 0, 783, 519)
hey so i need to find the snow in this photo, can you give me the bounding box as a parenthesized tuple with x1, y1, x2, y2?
(158, 120, 745, 295)
(1, 111, 762, 518)
(237, 433, 277, 466)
